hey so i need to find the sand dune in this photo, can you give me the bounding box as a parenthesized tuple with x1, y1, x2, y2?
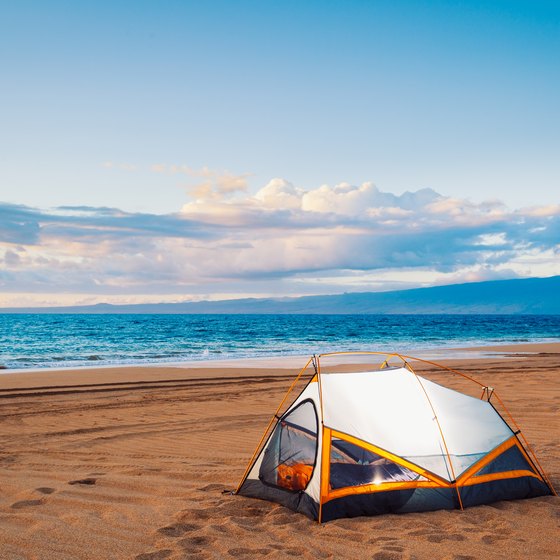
(0, 344, 558, 559)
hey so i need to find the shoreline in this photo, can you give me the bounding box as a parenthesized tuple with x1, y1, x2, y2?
(1, 341, 558, 392)
(3, 339, 559, 374)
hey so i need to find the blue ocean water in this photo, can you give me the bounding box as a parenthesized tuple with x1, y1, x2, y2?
(0, 314, 559, 370)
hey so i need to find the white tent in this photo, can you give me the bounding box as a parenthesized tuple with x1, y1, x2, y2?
(236, 353, 554, 522)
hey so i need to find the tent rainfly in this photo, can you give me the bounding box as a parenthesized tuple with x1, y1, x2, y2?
(235, 352, 555, 522)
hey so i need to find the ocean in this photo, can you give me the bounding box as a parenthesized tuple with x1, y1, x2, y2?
(1, 314, 559, 370)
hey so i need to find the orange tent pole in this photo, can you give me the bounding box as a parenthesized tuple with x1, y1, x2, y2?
(318, 425, 331, 523)
(316, 354, 327, 524)
(404, 359, 465, 510)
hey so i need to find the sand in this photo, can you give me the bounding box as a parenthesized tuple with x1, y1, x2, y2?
(0, 344, 558, 560)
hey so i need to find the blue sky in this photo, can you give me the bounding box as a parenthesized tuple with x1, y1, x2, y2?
(0, 1, 559, 306)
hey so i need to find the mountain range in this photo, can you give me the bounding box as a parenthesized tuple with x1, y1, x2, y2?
(2, 276, 559, 314)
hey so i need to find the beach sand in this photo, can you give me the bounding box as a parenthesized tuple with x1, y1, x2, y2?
(0, 344, 558, 559)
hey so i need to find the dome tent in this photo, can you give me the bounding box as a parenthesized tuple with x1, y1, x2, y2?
(235, 352, 555, 523)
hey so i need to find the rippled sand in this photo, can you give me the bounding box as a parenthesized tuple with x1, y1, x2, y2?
(0, 344, 558, 559)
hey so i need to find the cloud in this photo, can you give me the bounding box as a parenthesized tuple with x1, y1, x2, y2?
(151, 164, 250, 201)
(521, 204, 560, 218)
(0, 203, 42, 244)
(234, 179, 442, 217)
(0, 180, 559, 304)
(178, 178, 560, 279)
(3, 248, 23, 266)
(0, 204, 215, 243)
(254, 178, 304, 210)
(179, 179, 560, 281)
(300, 182, 441, 215)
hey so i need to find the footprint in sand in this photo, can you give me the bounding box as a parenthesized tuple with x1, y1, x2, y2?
(35, 487, 56, 494)
(232, 517, 263, 531)
(228, 548, 273, 557)
(480, 534, 502, 545)
(68, 478, 97, 485)
(157, 522, 200, 537)
(208, 523, 229, 533)
(405, 528, 433, 537)
(178, 535, 215, 555)
(182, 508, 212, 520)
(427, 533, 466, 543)
(334, 519, 366, 532)
(11, 499, 44, 509)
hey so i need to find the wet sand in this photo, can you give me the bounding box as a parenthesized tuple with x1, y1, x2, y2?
(0, 343, 558, 559)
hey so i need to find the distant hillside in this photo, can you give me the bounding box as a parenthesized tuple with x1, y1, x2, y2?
(2, 276, 559, 314)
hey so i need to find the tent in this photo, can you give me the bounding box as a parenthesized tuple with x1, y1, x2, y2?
(236, 352, 555, 522)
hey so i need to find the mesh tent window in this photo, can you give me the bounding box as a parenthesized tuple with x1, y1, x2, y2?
(259, 400, 318, 492)
(329, 437, 427, 490)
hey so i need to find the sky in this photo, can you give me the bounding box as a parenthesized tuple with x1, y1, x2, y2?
(0, 0, 559, 307)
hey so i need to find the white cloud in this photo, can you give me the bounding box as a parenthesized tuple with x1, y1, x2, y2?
(520, 204, 560, 218)
(250, 180, 442, 216)
(254, 178, 304, 210)
(474, 233, 508, 246)
(1, 179, 559, 306)
(302, 182, 398, 214)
